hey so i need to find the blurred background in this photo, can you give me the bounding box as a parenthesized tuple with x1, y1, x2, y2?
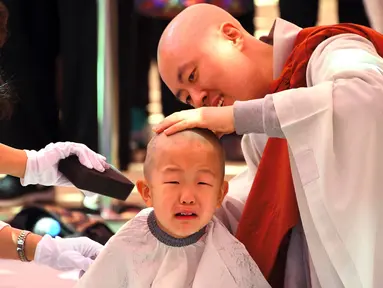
(0, 0, 378, 286)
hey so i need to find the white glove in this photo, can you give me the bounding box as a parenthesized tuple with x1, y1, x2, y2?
(34, 234, 103, 272)
(21, 142, 109, 186)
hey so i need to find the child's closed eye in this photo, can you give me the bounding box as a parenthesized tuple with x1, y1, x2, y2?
(198, 182, 211, 186)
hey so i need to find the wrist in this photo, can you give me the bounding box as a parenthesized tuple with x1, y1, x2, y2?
(20, 149, 39, 186)
(24, 232, 42, 261)
(0, 144, 28, 178)
(226, 105, 235, 133)
(16, 149, 28, 178)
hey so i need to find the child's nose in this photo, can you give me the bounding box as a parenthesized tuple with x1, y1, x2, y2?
(180, 189, 196, 204)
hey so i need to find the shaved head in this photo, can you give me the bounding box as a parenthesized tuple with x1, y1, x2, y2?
(158, 4, 244, 57)
(144, 128, 225, 181)
(157, 4, 273, 109)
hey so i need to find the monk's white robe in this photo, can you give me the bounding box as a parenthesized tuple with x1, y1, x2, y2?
(224, 18, 383, 287)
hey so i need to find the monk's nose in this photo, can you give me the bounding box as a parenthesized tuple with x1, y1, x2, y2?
(190, 91, 208, 108)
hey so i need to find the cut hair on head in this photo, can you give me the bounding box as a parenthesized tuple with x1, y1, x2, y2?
(143, 128, 225, 180)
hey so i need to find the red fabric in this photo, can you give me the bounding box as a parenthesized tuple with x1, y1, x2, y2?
(235, 23, 383, 287)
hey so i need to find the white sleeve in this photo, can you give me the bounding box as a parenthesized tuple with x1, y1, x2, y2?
(307, 33, 383, 85)
(273, 33, 383, 129)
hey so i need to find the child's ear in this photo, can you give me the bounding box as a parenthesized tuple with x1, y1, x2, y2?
(217, 181, 229, 208)
(136, 180, 153, 207)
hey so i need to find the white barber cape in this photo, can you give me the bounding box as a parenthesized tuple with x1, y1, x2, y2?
(75, 208, 270, 288)
(217, 19, 383, 288)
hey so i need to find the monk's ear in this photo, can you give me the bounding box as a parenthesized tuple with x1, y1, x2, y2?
(136, 180, 153, 207)
(219, 22, 244, 49)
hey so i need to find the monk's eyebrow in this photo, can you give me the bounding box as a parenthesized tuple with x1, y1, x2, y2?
(177, 61, 195, 84)
(177, 64, 187, 84)
(177, 69, 184, 84)
(175, 61, 194, 101)
(175, 90, 181, 100)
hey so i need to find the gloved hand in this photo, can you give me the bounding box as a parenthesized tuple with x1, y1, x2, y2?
(34, 234, 103, 272)
(21, 142, 109, 186)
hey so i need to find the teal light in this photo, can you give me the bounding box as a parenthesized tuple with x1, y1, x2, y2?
(97, 0, 106, 147)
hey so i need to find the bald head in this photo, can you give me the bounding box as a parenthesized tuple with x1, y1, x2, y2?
(157, 4, 274, 109)
(158, 4, 243, 57)
(144, 128, 225, 181)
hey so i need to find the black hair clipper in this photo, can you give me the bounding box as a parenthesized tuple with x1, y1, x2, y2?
(58, 155, 135, 201)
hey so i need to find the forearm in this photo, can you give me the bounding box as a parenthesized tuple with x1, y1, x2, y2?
(0, 144, 28, 178)
(0, 225, 42, 261)
(233, 94, 285, 138)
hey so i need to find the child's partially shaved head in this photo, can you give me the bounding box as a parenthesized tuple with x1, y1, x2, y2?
(144, 128, 225, 181)
(137, 128, 228, 238)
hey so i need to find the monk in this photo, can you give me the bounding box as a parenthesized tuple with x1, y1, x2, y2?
(154, 3, 383, 288)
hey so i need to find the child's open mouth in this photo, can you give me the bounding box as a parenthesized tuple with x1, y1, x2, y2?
(174, 212, 198, 220)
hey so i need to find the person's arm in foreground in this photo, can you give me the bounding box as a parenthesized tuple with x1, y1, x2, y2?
(0, 141, 108, 186)
(0, 144, 28, 178)
(0, 221, 102, 271)
(0, 222, 41, 261)
(0, 141, 109, 271)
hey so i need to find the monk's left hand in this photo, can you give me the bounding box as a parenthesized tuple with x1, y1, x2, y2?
(153, 106, 235, 137)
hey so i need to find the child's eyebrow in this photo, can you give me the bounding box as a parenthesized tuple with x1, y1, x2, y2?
(197, 169, 216, 177)
(162, 166, 183, 173)
(162, 166, 216, 177)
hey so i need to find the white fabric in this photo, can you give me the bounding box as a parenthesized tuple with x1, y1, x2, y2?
(75, 208, 270, 288)
(272, 18, 303, 79)
(273, 32, 383, 288)
(218, 19, 383, 288)
(34, 234, 103, 272)
(0, 220, 9, 231)
(21, 142, 108, 187)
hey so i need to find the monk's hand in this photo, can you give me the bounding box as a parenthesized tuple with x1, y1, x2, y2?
(153, 106, 235, 137)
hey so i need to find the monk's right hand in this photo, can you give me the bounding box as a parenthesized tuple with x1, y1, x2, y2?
(153, 106, 235, 137)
